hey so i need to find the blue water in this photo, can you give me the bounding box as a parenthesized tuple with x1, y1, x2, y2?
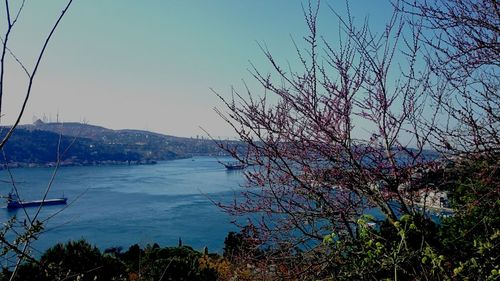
(0, 157, 244, 256)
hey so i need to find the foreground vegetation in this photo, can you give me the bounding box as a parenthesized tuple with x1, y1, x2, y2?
(0, 233, 254, 281)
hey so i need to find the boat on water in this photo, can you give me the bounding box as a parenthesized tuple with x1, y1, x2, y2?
(222, 162, 246, 170)
(6, 192, 67, 209)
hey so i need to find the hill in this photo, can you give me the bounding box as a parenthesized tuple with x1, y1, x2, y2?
(0, 121, 239, 167)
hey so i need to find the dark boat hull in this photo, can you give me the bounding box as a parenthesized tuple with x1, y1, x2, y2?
(7, 198, 67, 209)
(225, 164, 245, 170)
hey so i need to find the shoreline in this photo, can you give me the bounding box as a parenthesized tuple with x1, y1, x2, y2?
(0, 158, 178, 170)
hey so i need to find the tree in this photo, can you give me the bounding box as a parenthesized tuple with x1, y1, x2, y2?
(400, 0, 499, 157)
(0, 1, 75, 280)
(5, 240, 126, 281)
(214, 0, 498, 279)
(2, 240, 225, 281)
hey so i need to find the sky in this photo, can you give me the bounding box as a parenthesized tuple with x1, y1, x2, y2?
(1, 0, 394, 138)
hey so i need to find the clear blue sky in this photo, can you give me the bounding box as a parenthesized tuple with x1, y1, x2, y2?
(2, 0, 393, 138)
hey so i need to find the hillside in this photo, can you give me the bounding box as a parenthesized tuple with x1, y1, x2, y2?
(0, 121, 238, 167)
(23, 121, 232, 156)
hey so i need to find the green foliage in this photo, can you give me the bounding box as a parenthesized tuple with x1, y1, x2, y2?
(116, 244, 142, 274)
(2, 240, 220, 281)
(437, 158, 499, 281)
(6, 240, 126, 281)
(223, 231, 256, 260)
(320, 214, 445, 280)
(317, 157, 499, 281)
(126, 243, 217, 281)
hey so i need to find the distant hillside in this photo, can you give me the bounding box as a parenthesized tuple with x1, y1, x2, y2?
(0, 121, 241, 167)
(1, 128, 158, 166)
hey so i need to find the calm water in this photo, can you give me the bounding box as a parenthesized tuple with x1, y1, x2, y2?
(0, 156, 244, 256)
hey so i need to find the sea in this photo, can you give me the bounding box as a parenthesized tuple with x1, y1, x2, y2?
(0, 156, 245, 257)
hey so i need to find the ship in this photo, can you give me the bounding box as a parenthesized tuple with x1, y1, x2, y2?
(222, 161, 246, 170)
(6, 192, 67, 209)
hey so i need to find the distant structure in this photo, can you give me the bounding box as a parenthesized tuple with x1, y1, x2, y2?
(32, 113, 62, 124)
(33, 119, 44, 126)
